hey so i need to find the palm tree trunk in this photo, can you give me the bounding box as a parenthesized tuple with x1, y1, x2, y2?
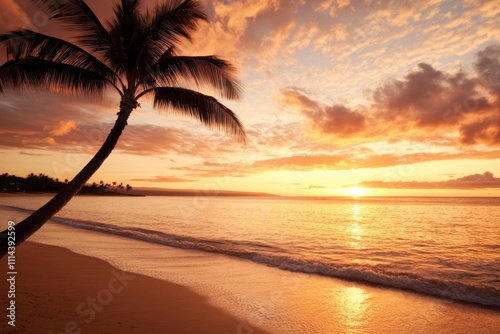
(0, 97, 137, 258)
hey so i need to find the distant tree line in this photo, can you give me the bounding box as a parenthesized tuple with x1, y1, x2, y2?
(0, 173, 132, 194)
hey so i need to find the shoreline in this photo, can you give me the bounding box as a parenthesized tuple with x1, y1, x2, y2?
(1, 202, 499, 333)
(0, 241, 267, 333)
(1, 200, 499, 310)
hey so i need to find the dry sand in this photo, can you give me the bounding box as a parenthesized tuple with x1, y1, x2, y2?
(0, 241, 267, 333)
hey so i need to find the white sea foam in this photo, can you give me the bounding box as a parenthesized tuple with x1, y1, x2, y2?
(3, 197, 500, 308)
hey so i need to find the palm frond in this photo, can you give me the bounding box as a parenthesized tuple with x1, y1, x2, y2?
(0, 30, 119, 86)
(150, 87, 245, 141)
(138, 0, 207, 69)
(0, 59, 109, 97)
(144, 56, 242, 100)
(32, 0, 112, 55)
(107, 0, 146, 73)
(139, 45, 175, 87)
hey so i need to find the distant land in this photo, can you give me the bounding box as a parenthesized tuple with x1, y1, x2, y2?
(0, 173, 278, 197)
(128, 187, 279, 197)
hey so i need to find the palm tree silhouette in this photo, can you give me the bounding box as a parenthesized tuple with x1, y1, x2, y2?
(0, 0, 245, 257)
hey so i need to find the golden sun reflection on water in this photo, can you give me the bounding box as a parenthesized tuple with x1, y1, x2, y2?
(353, 204, 360, 217)
(349, 204, 363, 249)
(335, 286, 371, 334)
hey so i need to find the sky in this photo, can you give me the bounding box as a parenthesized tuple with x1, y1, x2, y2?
(1, 0, 500, 196)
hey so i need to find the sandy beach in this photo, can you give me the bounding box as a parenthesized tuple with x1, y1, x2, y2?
(0, 241, 266, 334)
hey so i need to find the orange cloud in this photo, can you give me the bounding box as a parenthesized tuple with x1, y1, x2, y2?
(460, 116, 500, 146)
(213, 0, 280, 34)
(281, 88, 319, 110)
(0, 93, 115, 150)
(0, 92, 234, 157)
(281, 43, 500, 146)
(47, 121, 78, 136)
(373, 63, 491, 128)
(281, 88, 366, 140)
(173, 150, 500, 178)
(348, 172, 500, 189)
(306, 185, 328, 189)
(252, 151, 500, 171)
(21, 137, 56, 146)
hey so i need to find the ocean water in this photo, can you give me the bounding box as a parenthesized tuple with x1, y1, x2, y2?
(2, 195, 500, 333)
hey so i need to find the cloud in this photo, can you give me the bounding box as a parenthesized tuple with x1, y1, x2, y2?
(459, 116, 500, 145)
(467, 0, 500, 19)
(212, 0, 280, 34)
(173, 150, 500, 178)
(190, 0, 499, 83)
(116, 124, 212, 156)
(172, 160, 251, 178)
(130, 176, 193, 183)
(252, 150, 500, 171)
(0, 92, 237, 157)
(46, 120, 78, 136)
(281, 87, 320, 110)
(306, 185, 328, 189)
(373, 62, 491, 127)
(178, 0, 500, 152)
(19, 151, 47, 156)
(475, 44, 500, 97)
(282, 88, 366, 137)
(281, 43, 500, 146)
(0, 92, 117, 151)
(309, 104, 365, 136)
(40, 122, 233, 158)
(348, 172, 500, 189)
(2, 0, 500, 185)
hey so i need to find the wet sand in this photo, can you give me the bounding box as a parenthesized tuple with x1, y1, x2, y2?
(0, 241, 267, 333)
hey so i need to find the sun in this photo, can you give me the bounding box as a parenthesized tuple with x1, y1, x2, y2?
(347, 187, 367, 197)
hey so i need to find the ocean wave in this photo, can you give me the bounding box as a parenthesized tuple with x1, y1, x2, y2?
(3, 205, 500, 308)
